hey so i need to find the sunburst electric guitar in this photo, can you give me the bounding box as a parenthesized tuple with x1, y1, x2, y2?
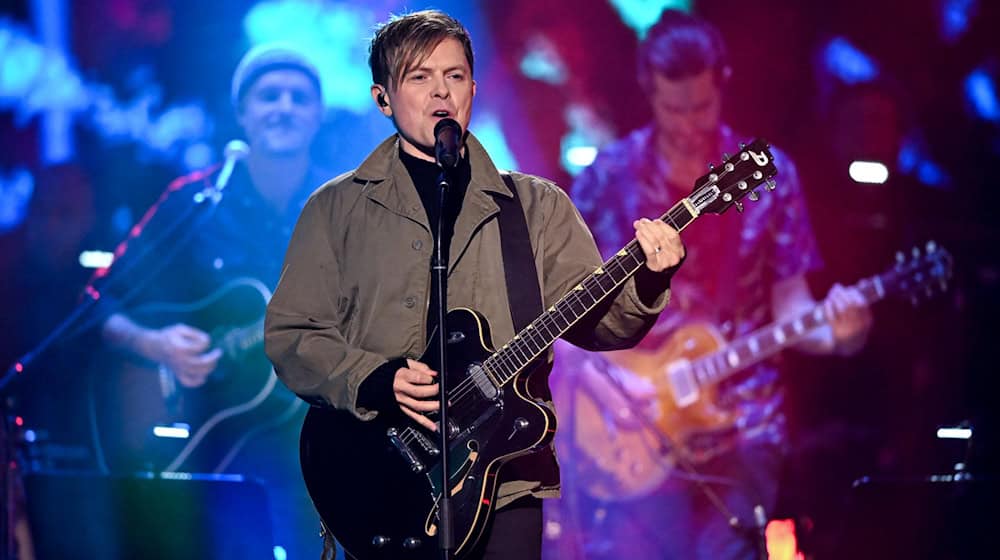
(298, 139, 778, 559)
(569, 243, 953, 501)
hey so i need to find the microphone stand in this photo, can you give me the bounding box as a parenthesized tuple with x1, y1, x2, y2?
(433, 169, 454, 559)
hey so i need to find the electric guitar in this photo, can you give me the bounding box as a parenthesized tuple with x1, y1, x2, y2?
(91, 276, 305, 473)
(567, 243, 953, 501)
(299, 139, 778, 559)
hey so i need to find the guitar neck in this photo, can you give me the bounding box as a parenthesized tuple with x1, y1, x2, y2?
(481, 199, 702, 388)
(691, 275, 886, 387)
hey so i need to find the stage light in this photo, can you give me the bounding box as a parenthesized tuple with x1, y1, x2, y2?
(941, 0, 978, 43)
(153, 423, 191, 439)
(848, 161, 889, 184)
(520, 38, 567, 85)
(273, 546, 287, 560)
(79, 250, 115, 269)
(608, 0, 692, 38)
(566, 146, 598, 168)
(964, 67, 999, 122)
(937, 427, 972, 440)
(822, 37, 879, 84)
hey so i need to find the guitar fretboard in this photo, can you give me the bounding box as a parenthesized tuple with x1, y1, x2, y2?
(480, 200, 701, 388)
(689, 276, 889, 387)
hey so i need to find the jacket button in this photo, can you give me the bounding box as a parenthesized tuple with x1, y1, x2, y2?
(412, 239, 423, 250)
(404, 296, 416, 308)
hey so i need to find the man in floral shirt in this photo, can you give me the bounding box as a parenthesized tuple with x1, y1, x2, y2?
(548, 9, 873, 560)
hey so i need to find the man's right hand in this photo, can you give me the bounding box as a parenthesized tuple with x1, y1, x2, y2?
(142, 324, 222, 388)
(393, 359, 440, 431)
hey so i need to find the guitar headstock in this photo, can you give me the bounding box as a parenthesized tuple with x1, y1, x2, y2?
(881, 241, 953, 304)
(688, 138, 778, 215)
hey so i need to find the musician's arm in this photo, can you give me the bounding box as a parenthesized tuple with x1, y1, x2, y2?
(101, 312, 221, 387)
(264, 190, 394, 421)
(534, 180, 673, 351)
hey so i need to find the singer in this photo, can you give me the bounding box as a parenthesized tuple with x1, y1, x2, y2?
(84, 43, 330, 559)
(264, 10, 684, 560)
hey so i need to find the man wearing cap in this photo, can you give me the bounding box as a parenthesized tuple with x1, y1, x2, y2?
(89, 43, 330, 558)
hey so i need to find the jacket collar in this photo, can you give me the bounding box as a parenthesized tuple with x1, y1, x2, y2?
(355, 132, 513, 196)
(358, 132, 514, 271)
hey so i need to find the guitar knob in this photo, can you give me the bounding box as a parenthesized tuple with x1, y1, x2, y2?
(403, 537, 422, 549)
(514, 417, 529, 431)
(372, 535, 390, 548)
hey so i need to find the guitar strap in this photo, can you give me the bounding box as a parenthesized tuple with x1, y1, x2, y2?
(494, 172, 560, 488)
(495, 173, 544, 333)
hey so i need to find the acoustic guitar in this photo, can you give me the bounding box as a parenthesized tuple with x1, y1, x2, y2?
(91, 276, 304, 473)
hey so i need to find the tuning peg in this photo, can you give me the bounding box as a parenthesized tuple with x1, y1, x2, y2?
(895, 251, 905, 265)
(739, 142, 747, 149)
(926, 240, 937, 253)
(734, 200, 744, 213)
(708, 163, 715, 171)
(765, 179, 777, 191)
(722, 152, 731, 161)
(912, 246, 922, 259)
(748, 190, 760, 202)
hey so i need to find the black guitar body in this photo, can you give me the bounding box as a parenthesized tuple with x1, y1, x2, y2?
(300, 308, 556, 560)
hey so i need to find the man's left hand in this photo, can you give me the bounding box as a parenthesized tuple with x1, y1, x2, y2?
(633, 218, 684, 273)
(823, 283, 873, 356)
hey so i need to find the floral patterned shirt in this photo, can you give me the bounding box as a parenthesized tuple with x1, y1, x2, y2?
(567, 123, 822, 449)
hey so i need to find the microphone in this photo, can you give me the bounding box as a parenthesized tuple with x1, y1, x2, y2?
(434, 118, 462, 169)
(214, 139, 250, 191)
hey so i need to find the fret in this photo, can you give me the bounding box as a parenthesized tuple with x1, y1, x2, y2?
(773, 327, 786, 344)
(726, 349, 740, 369)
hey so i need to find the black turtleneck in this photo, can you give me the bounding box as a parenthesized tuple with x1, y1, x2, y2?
(398, 147, 471, 257)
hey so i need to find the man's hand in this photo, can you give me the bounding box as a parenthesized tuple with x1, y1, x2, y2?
(633, 218, 684, 272)
(822, 283, 873, 356)
(144, 324, 222, 388)
(393, 359, 440, 431)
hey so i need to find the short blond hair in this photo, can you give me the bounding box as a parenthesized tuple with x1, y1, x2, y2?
(369, 10, 474, 90)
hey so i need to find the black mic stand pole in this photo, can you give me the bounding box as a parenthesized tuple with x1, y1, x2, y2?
(433, 168, 454, 560)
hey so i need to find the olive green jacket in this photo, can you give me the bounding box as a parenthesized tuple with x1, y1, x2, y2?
(265, 133, 670, 505)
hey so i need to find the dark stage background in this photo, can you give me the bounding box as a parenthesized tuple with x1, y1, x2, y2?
(2, 0, 998, 558)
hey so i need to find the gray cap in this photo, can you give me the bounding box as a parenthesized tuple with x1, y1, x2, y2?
(230, 43, 322, 109)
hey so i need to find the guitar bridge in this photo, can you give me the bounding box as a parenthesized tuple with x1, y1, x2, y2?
(387, 427, 425, 473)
